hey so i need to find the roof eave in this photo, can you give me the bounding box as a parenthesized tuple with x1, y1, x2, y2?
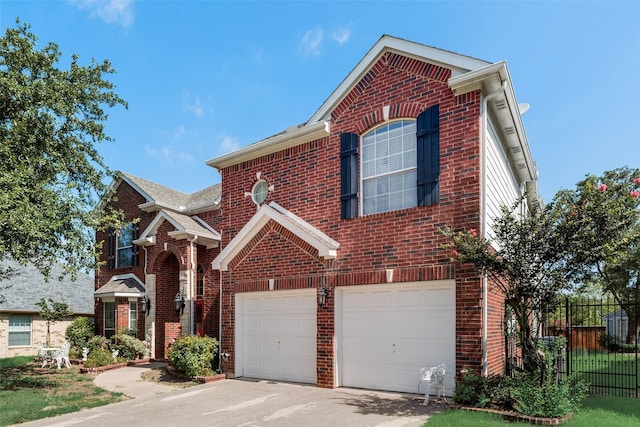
(205, 120, 330, 170)
(449, 61, 539, 207)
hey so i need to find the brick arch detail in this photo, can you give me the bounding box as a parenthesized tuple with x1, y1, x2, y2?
(149, 243, 187, 272)
(354, 103, 432, 135)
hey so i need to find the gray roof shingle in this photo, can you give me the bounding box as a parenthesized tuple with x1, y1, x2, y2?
(0, 258, 94, 314)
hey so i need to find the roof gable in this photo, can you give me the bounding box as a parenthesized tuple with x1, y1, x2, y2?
(135, 209, 220, 249)
(212, 202, 339, 271)
(94, 273, 145, 298)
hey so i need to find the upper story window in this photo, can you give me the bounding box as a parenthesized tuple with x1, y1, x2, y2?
(340, 104, 440, 219)
(362, 120, 417, 215)
(107, 223, 140, 269)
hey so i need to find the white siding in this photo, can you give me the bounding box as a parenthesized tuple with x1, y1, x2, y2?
(485, 119, 521, 241)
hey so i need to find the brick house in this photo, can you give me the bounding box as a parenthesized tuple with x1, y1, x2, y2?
(96, 35, 538, 394)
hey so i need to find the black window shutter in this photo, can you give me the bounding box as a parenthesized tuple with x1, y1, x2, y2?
(107, 228, 116, 270)
(340, 132, 359, 219)
(416, 104, 440, 206)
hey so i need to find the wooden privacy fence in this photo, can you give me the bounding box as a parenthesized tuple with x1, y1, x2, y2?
(547, 326, 606, 351)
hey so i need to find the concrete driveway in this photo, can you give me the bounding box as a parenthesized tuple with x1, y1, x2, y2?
(15, 364, 448, 427)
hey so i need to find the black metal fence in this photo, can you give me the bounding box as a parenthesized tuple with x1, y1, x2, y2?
(505, 294, 639, 398)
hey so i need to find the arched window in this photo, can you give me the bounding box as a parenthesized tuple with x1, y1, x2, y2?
(196, 265, 204, 298)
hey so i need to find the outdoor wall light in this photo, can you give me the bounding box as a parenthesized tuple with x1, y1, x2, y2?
(141, 295, 150, 315)
(318, 283, 328, 307)
(174, 292, 185, 315)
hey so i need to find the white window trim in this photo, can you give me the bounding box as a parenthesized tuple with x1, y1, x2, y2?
(360, 119, 418, 215)
(8, 315, 32, 347)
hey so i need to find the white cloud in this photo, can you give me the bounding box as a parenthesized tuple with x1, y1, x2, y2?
(332, 28, 351, 45)
(69, 0, 135, 27)
(219, 134, 240, 154)
(173, 125, 186, 140)
(299, 28, 324, 57)
(182, 92, 204, 118)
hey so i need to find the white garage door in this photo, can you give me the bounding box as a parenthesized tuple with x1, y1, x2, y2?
(338, 281, 455, 394)
(236, 289, 316, 384)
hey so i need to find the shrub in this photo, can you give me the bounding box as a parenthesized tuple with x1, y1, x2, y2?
(65, 317, 94, 354)
(453, 369, 513, 409)
(84, 349, 115, 368)
(111, 332, 146, 361)
(168, 335, 218, 377)
(510, 371, 589, 417)
(598, 334, 622, 352)
(87, 335, 109, 353)
(510, 338, 588, 417)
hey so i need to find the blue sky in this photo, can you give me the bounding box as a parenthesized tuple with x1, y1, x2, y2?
(1, 1, 639, 203)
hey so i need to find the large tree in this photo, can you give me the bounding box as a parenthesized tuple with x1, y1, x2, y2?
(551, 167, 640, 344)
(0, 20, 126, 295)
(441, 197, 571, 375)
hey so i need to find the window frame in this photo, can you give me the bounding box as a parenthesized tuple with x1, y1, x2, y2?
(104, 301, 116, 338)
(116, 223, 134, 268)
(360, 119, 418, 215)
(8, 315, 32, 347)
(196, 265, 204, 298)
(128, 300, 137, 337)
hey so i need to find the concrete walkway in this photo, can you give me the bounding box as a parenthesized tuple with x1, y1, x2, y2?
(93, 361, 180, 398)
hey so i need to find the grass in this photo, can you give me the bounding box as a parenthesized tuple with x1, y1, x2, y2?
(570, 350, 639, 397)
(0, 355, 127, 426)
(424, 396, 639, 426)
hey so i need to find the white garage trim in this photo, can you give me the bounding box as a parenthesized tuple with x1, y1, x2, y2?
(235, 288, 317, 384)
(336, 280, 456, 394)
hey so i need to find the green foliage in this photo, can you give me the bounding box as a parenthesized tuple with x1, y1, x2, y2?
(597, 334, 639, 353)
(168, 335, 218, 378)
(441, 196, 571, 373)
(510, 371, 589, 418)
(551, 167, 640, 344)
(110, 332, 145, 360)
(36, 298, 73, 346)
(87, 335, 109, 353)
(83, 349, 114, 368)
(453, 370, 514, 409)
(65, 316, 93, 353)
(0, 19, 127, 289)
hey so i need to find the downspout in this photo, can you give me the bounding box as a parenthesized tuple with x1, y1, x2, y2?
(217, 227, 224, 373)
(189, 236, 198, 335)
(481, 79, 506, 376)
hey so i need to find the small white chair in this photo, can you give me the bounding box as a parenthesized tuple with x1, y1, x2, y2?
(417, 364, 447, 404)
(38, 345, 53, 368)
(52, 342, 71, 369)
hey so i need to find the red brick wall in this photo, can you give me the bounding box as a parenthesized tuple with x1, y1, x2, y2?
(217, 52, 494, 386)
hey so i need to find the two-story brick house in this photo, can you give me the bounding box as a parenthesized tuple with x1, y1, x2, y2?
(96, 35, 538, 395)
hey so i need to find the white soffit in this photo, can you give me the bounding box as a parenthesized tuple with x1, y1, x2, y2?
(212, 202, 339, 271)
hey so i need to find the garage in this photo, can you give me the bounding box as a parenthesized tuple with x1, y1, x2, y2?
(337, 280, 455, 394)
(235, 289, 317, 384)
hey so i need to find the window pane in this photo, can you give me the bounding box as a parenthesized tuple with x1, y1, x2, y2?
(129, 301, 137, 337)
(104, 302, 115, 338)
(362, 120, 417, 215)
(8, 315, 31, 346)
(117, 224, 134, 268)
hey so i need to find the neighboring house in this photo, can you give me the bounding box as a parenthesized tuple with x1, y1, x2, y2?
(602, 309, 639, 343)
(97, 35, 539, 395)
(94, 172, 221, 359)
(0, 259, 94, 358)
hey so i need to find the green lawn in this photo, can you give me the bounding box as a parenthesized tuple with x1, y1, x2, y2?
(0, 355, 126, 426)
(570, 350, 639, 397)
(425, 396, 639, 426)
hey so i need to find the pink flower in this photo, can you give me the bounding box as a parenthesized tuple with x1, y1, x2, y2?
(571, 211, 577, 217)
(470, 229, 477, 237)
(631, 190, 640, 198)
(599, 184, 607, 192)
(634, 177, 640, 184)
(451, 249, 458, 256)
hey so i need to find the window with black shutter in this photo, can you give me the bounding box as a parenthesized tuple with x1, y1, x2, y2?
(416, 104, 440, 206)
(340, 132, 359, 219)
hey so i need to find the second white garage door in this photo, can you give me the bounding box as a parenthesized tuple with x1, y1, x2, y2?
(337, 281, 455, 394)
(236, 289, 317, 384)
